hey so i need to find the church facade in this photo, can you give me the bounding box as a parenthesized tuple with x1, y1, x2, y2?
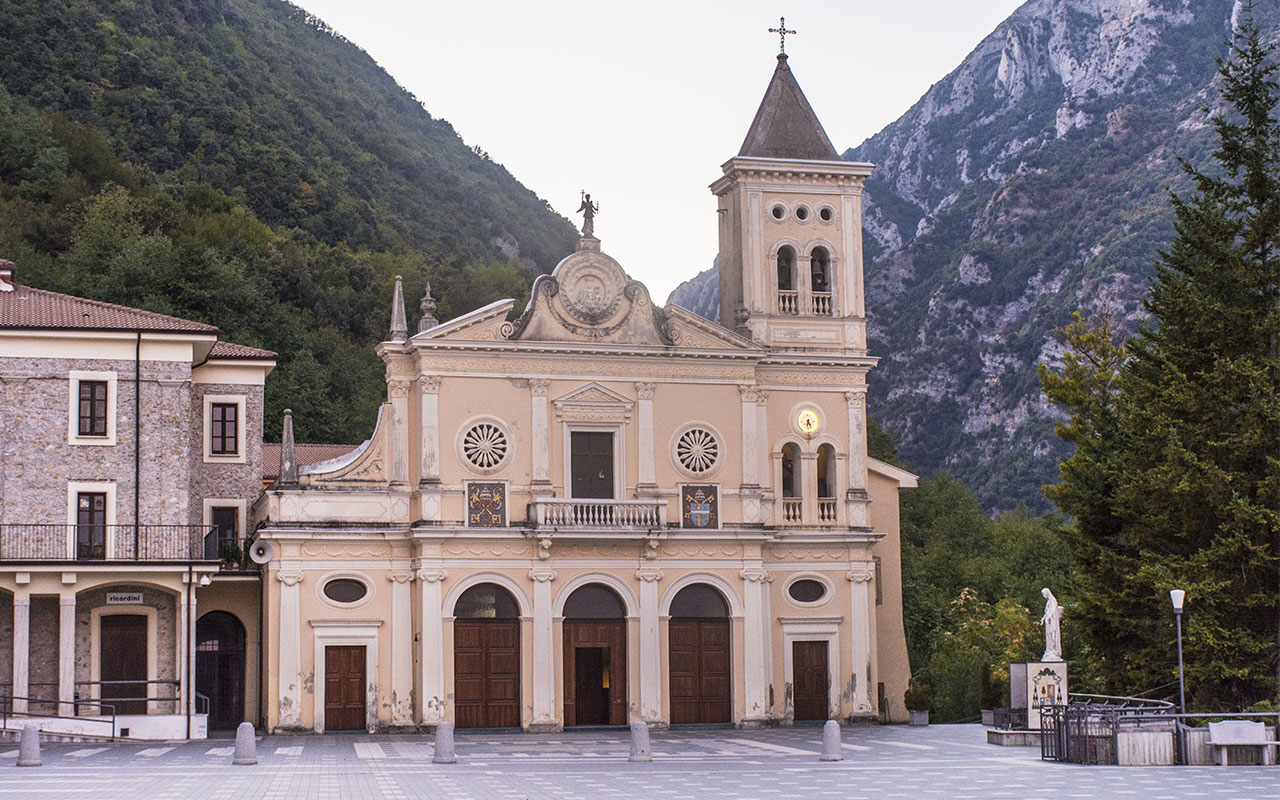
(253, 53, 915, 733)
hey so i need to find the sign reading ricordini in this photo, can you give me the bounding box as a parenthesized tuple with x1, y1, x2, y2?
(106, 592, 143, 605)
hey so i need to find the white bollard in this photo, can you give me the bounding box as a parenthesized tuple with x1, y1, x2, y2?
(433, 720, 456, 764)
(232, 721, 257, 765)
(629, 721, 652, 763)
(16, 723, 41, 767)
(820, 719, 843, 761)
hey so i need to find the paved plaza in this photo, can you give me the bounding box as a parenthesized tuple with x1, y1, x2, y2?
(0, 723, 1275, 799)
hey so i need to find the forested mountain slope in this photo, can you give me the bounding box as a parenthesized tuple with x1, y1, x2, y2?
(670, 0, 1277, 510)
(0, 0, 579, 443)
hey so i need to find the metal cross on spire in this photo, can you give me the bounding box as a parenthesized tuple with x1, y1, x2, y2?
(768, 17, 796, 55)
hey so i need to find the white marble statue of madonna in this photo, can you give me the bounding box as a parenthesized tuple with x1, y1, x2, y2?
(1040, 588, 1064, 661)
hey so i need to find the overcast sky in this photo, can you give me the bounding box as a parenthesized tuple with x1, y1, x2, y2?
(293, 0, 1026, 302)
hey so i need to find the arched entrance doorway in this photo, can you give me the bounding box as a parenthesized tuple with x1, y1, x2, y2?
(668, 584, 731, 724)
(563, 584, 627, 726)
(453, 583, 521, 728)
(195, 611, 246, 730)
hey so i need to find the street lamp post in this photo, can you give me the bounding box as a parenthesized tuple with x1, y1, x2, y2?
(1170, 589, 1186, 715)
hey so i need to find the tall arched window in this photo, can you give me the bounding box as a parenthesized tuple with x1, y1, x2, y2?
(781, 443, 800, 499)
(817, 443, 838, 523)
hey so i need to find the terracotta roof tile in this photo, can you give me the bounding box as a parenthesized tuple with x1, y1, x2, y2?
(0, 283, 218, 333)
(208, 341, 277, 360)
(261, 443, 360, 480)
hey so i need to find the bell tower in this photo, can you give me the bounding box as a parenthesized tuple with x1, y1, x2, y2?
(711, 53, 872, 354)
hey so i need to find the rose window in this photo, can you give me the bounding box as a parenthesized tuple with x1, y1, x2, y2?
(676, 428, 720, 474)
(462, 423, 509, 470)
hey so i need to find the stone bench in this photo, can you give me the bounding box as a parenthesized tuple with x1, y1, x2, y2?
(1207, 720, 1279, 766)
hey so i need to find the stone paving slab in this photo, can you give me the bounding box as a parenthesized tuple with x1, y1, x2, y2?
(0, 724, 1275, 799)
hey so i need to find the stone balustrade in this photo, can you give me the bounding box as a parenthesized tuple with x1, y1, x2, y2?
(527, 498, 668, 530)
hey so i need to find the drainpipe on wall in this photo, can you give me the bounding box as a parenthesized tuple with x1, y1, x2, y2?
(186, 563, 193, 740)
(134, 331, 141, 559)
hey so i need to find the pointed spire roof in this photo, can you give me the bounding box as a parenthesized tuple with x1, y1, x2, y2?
(738, 54, 839, 161)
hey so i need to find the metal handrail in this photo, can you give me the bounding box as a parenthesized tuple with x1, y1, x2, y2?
(1, 695, 116, 739)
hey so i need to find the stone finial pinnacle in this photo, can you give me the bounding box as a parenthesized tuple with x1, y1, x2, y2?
(418, 281, 439, 333)
(279, 409, 298, 487)
(390, 275, 408, 342)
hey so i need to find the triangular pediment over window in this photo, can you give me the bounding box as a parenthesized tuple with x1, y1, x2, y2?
(553, 382, 635, 422)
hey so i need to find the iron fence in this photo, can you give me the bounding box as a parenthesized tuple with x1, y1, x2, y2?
(0, 524, 217, 562)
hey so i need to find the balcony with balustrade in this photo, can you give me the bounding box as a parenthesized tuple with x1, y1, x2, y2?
(527, 498, 668, 532)
(0, 524, 218, 563)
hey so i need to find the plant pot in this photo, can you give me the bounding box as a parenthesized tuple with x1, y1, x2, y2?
(981, 709, 995, 727)
(908, 709, 929, 727)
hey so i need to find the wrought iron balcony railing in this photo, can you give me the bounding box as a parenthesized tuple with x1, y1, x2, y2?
(0, 524, 218, 562)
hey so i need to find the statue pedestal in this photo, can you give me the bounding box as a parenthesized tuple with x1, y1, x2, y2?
(1010, 661, 1068, 730)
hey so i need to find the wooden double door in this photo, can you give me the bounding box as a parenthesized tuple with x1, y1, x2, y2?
(454, 620, 521, 728)
(324, 645, 366, 731)
(792, 641, 830, 721)
(669, 618, 731, 724)
(563, 620, 627, 726)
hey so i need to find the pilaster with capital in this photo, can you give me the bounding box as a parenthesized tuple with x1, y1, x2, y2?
(740, 566, 772, 723)
(739, 385, 760, 489)
(848, 562, 876, 715)
(389, 571, 415, 725)
(388, 378, 412, 486)
(276, 570, 304, 728)
(636, 382, 657, 494)
(845, 390, 871, 527)
(637, 567, 663, 723)
(755, 390, 772, 524)
(417, 567, 447, 723)
(530, 379, 552, 492)
(529, 567, 557, 728)
(11, 586, 29, 715)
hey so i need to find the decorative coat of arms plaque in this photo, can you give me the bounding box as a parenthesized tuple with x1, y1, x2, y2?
(681, 484, 719, 529)
(467, 482, 507, 527)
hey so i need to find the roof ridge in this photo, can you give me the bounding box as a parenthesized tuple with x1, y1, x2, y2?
(15, 283, 220, 331)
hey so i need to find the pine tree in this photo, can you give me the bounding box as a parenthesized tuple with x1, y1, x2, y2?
(1042, 17, 1280, 709)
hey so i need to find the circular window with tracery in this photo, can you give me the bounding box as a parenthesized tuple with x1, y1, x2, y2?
(458, 418, 512, 474)
(674, 426, 721, 476)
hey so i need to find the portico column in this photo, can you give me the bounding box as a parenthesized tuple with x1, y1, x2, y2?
(277, 570, 304, 729)
(529, 567, 557, 730)
(388, 379, 411, 488)
(845, 390, 870, 528)
(416, 568, 446, 724)
(58, 587, 75, 708)
(635, 383, 657, 494)
(636, 568, 663, 723)
(530, 379, 552, 493)
(740, 568, 772, 724)
(389, 571, 415, 726)
(848, 563, 875, 716)
(12, 585, 29, 714)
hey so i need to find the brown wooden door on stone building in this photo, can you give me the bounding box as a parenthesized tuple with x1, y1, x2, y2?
(792, 641, 829, 722)
(324, 645, 366, 731)
(563, 620, 627, 726)
(669, 619, 731, 724)
(99, 614, 147, 714)
(454, 620, 521, 728)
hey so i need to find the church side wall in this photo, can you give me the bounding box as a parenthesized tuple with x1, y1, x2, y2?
(869, 470, 910, 722)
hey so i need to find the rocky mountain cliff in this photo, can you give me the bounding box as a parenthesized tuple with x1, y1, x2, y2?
(670, 0, 1275, 510)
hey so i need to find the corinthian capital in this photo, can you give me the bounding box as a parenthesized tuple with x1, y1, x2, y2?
(635, 382, 656, 400)
(388, 379, 412, 399)
(529, 378, 550, 397)
(419, 375, 442, 394)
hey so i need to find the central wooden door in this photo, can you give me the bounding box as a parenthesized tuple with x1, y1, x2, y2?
(792, 641, 829, 721)
(563, 620, 627, 726)
(100, 614, 147, 714)
(325, 645, 366, 731)
(454, 620, 520, 728)
(669, 619, 731, 724)
(570, 431, 614, 499)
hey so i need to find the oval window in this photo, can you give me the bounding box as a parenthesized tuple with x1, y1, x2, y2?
(323, 578, 368, 604)
(788, 579, 826, 603)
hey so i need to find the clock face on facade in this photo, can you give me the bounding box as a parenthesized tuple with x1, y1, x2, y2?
(797, 409, 820, 434)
